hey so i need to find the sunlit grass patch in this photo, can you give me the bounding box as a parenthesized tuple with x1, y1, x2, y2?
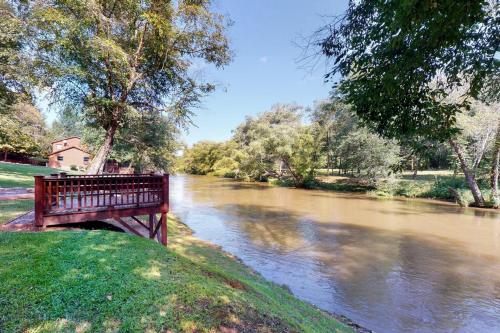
(0, 215, 351, 333)
(0, 162, 61, 188)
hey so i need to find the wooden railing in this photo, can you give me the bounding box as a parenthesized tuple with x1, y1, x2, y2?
(34, 173, 169, 245)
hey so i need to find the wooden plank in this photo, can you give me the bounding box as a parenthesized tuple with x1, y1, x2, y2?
(155, 214, 161, 243)
(47, 179, 52, 209)
(43, 206, 161, 225)
(160, 212, 167, 246)
(115, 217, 143, 237)
(63, 179, 67, 209)
(96, 178, 100, 207)
(38, 174, 168, 246)
(130, 216, 149, 230)
(149, 214, 155, 238)
(55, 179, 59, 210)
(152, 214, 163, 239)
(34, 176, 45, 227)
(162, 174, 169, 213)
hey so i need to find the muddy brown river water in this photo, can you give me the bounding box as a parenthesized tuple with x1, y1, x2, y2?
(170, 175, 500, 332)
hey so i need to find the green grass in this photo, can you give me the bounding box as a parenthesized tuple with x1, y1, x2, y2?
(0, 162, 61, 188)
(313, 170, 494, 206)
(314, 181, 374, 192)
(269, 177, 373, 192)
(0, 199, 33, 224)
(0, 216, 351, 333)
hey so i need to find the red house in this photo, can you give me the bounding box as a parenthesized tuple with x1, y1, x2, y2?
(48, 137, 91, 170)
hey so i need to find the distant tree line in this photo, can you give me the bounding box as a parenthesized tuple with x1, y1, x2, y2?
(180, 97, 498, 195)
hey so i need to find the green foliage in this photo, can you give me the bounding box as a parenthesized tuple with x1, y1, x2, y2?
(231, 104, 322, 186)
(287, 125, 324, 186)
(183, 104, 321, 185)
(452, 99, 500, 178)
(18, 0, 231, 172)
(181, 141, 237, 176)
(337, 128, 401, 181)
(84, 112, 181, 172)
(0, 103, 48, 159)
(184, 102, 403, 187)
(212, 156, 239, 178)
(371, 173, 493, 207)
(0, 217, 350, 332)
(310, 99, 402, 181)
(316, 0, 499, 140)
(0, 0, 30, 111)
(50, 107, 84, 138)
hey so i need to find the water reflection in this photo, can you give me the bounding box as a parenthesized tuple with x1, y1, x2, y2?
(170, 175, 500, 333)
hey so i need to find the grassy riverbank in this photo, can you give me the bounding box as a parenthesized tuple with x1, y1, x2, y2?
(270, 170, 490, 207)
(0, 215, 352, 333)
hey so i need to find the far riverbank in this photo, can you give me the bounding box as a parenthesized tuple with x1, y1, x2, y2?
(265, 169, 496, 208)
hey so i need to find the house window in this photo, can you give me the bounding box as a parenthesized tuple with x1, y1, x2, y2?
(55, 144, 62, 150)
(83, 156, 89, 164)
(57, 155, 64, 161)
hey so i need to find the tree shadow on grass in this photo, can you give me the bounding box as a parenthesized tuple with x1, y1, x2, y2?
(0, 225, 324, 333)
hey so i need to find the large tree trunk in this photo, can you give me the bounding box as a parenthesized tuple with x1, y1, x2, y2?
(284, 159, 303, 188)
(86, 124, 117, 174)
(490, 125, 500, 207)
(449, 139, 485, 207)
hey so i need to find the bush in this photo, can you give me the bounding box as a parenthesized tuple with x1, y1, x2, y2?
(268, 178, 295, 187)
(422, 178, 468, 200)
(70, 165, 78, 171)
(211, 157, 239, 178)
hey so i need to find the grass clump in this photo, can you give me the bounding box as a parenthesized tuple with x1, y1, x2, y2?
(0, 162, 61, 188)
(0, 215, 351, 333)
(371, 174, 493, 207)
(0, 199, 33, 224)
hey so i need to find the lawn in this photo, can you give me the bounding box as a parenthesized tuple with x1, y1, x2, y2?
(0, 162, 61, 188)
(0, 216, 351, 333)
(0, 199, 33, 224)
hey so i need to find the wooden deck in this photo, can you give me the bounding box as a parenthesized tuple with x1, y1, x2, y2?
(34, 173, 169, 245)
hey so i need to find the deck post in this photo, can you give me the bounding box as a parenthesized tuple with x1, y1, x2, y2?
(160, 212, 167, 245)
(34, 175, 45, 227)
(148, 214, 155, 239)
(161, 174, 169, 246)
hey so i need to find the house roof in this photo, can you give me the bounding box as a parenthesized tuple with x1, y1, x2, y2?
(49, 146, 89, 156)
(51, 136, 81, 144)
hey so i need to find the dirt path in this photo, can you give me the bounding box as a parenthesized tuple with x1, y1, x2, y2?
(0, 188, 34, 201)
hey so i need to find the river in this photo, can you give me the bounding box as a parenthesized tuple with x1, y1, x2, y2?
(169, 175, 500, 333)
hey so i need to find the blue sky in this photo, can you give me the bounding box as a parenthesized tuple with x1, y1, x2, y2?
(181, 0, 348, 146)
(41, 0, 349, 146)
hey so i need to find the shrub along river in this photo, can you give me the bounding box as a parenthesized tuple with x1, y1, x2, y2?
(170, 174, 500, 333)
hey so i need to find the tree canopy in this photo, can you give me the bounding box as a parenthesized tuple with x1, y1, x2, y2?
(0, 0, 30, 110)
(313, 0, 499, 140)
(21, 0, 231, 173)
(182, 102, 402, 187)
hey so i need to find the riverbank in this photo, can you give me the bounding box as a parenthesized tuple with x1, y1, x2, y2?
(0, 213, 355, 332)
(270, 170, 492, 207)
